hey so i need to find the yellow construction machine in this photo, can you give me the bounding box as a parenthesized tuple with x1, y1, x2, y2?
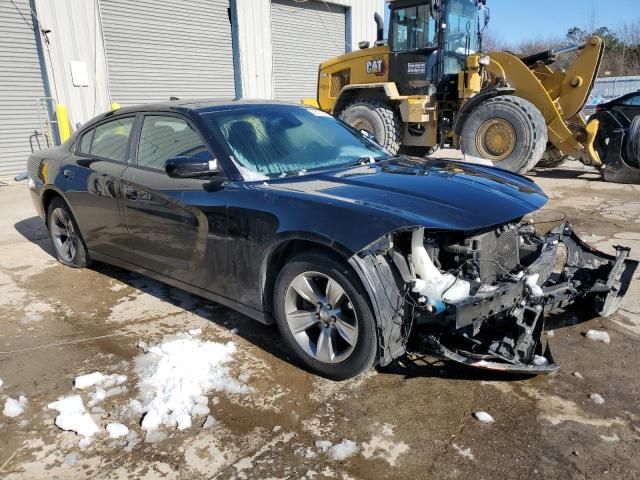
(312, 0, 606, 175)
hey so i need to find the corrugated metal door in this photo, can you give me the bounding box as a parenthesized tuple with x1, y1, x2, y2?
(0, 0, 47, 178)
(271, 0, 346, 101)
(99, 0, 236, 106)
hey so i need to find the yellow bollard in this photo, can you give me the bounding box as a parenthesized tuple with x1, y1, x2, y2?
(56, 103, 72, 142)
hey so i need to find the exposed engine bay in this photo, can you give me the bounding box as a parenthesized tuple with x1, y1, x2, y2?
(365, 221, 638, 374)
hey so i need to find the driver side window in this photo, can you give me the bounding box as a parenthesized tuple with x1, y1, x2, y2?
(137, 115, 209, 170)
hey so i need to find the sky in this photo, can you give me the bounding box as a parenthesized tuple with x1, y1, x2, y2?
(383, 0, 639, 44)
(474, 0, 638, 44)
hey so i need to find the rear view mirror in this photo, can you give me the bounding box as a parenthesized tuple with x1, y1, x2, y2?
(165, 155, 222, 179)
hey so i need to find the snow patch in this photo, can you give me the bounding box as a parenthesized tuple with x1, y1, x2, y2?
(600, 433, 620, 442)
(3, 395, 27, 417)
(585, 330, 610, 343)
(0, 378, 3, 388)
(202, 415, 216, 429)
(361, 424, 409, 467)
(106, 423, 130, 439)
(48, 395, 100, 437)
(134, 337, 250, 432)
(78, 437, 94, 450)
(188, 328, 202, 336)
(315, 440, 333, 452)
(74, 372, 104, 389)
(452, 443, 474, 460)
(328, 439, 358, 461)
(473, 411, 495, 424)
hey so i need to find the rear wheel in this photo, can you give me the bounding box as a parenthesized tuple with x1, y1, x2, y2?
(460, 95, 548, 174)
(339, 99, 401, 154)
(47, 197, 90, 268)
(273, 251, 378, 380)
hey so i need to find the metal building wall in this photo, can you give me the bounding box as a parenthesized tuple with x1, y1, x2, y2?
(99, 0, 236, 106)
(34, 0, 111, 128)
(233, 0, 384, 99)
(591, 76, 640, 103)
(271, 0, 346, 101)
(22, 0, 384, 146)
(0, 0, 48, 178)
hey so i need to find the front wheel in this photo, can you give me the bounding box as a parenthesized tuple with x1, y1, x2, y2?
(460, 95, 548, 174)
(273, 251, 378, 380)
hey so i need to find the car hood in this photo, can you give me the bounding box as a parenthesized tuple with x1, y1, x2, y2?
(262, 158, 548, 231)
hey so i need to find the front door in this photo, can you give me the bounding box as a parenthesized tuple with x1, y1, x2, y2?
(121, 114, 227, 287)
(64, 115, 136, 261)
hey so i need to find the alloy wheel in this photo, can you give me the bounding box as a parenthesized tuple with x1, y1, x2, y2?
(50, 207, 78, 262)
(284, 271, 359, 364)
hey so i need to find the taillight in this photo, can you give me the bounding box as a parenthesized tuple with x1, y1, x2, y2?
(595, 105, 603, 112)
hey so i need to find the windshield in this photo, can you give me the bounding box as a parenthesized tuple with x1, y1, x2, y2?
(444, 0, 479, 54)
(203, 106, 388, 178)
(390, 4, 436, 52)
(443, 0, 480, 74)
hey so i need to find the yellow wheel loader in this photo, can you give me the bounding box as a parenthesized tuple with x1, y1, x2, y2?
(313, 0, 609, 176)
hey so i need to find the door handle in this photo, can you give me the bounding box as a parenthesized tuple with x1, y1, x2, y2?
(124, 187, 139, 200)
(63, 169, 74, 180)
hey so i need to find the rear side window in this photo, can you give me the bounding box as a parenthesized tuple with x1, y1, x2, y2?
(137, 115, 209, 170)
(90, 117, 135, 162)
(79, 129, 94, 154)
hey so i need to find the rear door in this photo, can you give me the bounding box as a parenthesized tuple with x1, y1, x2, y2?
(121, 113, 227, 287)
(64, 115, 135, 261)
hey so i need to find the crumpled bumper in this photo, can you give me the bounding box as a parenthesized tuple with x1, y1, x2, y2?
(425, 223, 638, 374)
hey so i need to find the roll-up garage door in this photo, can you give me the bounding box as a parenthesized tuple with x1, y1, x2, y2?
(99, 0, 236, 106)
(271, 0, 346, 101)
(0, 0, 47, 178)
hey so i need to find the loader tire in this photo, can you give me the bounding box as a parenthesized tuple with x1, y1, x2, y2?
(339, 100, 401, 154)
(460, 95, 548, 174)
(626, 116, 640, 169)
(537, 146, 568, 169)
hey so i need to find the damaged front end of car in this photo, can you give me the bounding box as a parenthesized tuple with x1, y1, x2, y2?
(352, 221, 638, 374)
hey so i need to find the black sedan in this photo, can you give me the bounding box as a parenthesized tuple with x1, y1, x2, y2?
(27, 101, 636, 379)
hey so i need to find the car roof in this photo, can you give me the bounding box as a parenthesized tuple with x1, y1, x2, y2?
(91, 99, 305, 122)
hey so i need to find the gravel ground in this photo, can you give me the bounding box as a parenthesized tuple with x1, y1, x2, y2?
(0, 156, 639, 479)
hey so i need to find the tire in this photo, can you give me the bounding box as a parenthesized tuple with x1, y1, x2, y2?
(273, 251, 378, 380)
(459, 95, 548, 174)
(47, 197, 90, 268)
(339, 100, 401, 155)
(536, 146, 568, 169)
(626, 116, 640, 169)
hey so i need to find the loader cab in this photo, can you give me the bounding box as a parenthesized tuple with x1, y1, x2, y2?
(388, 0, 486, 96)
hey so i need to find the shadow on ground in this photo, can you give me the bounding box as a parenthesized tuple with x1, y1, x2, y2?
(529, 167, 602, 181)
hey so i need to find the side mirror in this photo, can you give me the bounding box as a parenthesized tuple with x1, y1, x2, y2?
(165, 155, 222, 179)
